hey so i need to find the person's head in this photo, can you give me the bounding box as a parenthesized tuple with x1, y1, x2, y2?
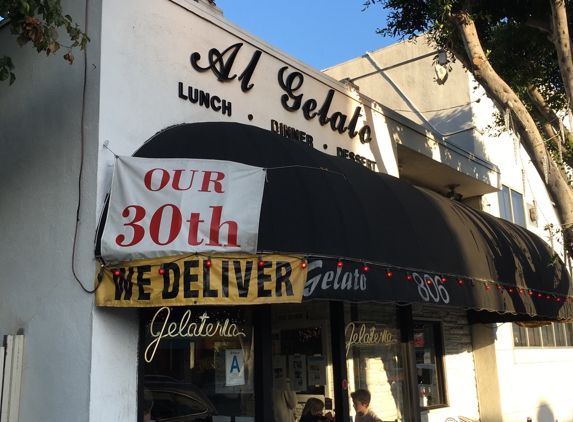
(351, 389, 371, 415)
(301, 397, 325, 417)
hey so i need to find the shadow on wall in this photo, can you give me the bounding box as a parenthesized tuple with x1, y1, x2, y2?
(536, 399, 555, 422)
(383, 112, 495, 197)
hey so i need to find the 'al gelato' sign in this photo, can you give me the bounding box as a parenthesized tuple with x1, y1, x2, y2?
(178, 42, 375, 169)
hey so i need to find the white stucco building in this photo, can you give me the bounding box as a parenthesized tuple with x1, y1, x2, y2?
(0, 2, 571, 422)
(324, 37, 573, 422)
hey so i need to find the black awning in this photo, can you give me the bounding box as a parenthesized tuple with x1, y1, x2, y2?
(97, 122, 573, 320)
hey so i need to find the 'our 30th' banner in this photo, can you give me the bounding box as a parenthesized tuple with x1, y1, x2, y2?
(100, 157, 266, 264)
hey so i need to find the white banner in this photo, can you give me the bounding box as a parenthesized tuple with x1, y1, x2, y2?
(100, 156, 266, 263)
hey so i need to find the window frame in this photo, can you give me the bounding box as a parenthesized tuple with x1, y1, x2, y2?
(498, 185, 526, 227)
(512, 322, 573, 348)
(412, 320, 448, 409)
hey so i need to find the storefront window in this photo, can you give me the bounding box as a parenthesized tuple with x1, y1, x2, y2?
(344, 303, 405, 421)
(413, 321, 446, 408)
(271, 303, 333, 421)
(142, 306, 255, 421)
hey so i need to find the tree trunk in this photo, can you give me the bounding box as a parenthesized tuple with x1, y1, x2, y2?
(526, 84, 573, 167)
(550, 0, 573, 102)
(450, 9, 573, 257)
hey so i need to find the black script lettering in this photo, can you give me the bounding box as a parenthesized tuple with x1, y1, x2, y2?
(277, 68, 372, 144)
(237, 50, 261, 92)
(190, 43, 260, 92)
(191, 43, 242, 82)
(278, 67, 304, 111)
(329, 111, 347, 134)
(302, 98, 318, 120)
(347, 107, 362, 138)
(317, 89, 335, 126)
(359, 125, 372, 144)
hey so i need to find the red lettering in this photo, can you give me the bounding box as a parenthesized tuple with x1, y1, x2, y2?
(187, 212, 205, 246)
(200, 171, 225, 193)
(116, 205, 146, 247)
(149, 204, 182, 245)
(206, 206, 239, 247)
(171, 169, 198, 191)
(144, 168, 170, 191)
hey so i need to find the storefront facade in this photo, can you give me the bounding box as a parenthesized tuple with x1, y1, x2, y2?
(0, 1, 571, 422)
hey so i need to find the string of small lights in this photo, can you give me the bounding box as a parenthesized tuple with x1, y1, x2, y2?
(98, 252, 573, 304)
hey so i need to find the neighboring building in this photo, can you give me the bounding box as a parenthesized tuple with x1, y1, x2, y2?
(324, 36, 573, 422)
(0, 3, 570, 422)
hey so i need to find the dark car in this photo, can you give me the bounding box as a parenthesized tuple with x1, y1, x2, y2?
(145, 376, 218, 422)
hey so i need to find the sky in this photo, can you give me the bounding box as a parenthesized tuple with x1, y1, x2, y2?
(215, 0, 398, 70)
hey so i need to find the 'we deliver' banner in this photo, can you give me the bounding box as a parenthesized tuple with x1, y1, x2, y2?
(100, 156, 266, 264)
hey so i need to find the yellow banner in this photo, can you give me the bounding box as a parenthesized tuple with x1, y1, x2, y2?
(95, 254, 306, 307)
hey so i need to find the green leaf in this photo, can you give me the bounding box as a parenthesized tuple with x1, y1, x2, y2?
(0, 67, 9, 81)
(50, 26, 59, 40)
(16, 35, 29, 47)
(19, 1, 30, 15)
(9, 72, 16, 85)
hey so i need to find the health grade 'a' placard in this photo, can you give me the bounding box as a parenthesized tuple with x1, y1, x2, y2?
(100, 156, 266, 264)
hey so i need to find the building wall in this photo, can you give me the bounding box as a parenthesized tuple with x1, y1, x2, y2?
(325, 37, 573, 422)
(412, 305, 480, 422)
(493, 323, 573, 422)
(2, 0, 570, 421)
(0, 1, 102, 420)
(323, 37, 481, 156)
(324, 38, 563, 255)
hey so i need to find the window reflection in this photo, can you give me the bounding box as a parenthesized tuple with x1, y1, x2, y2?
(345, 303, 405, 421)
(142, 307, 255, 421)
(413, 322, 446, 407)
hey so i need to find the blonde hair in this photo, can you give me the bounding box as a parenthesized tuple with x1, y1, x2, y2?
(301, 398, 325, 417)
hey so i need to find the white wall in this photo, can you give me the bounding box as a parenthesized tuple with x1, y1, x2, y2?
(324, 37, 481, 156)
(493, 323, 573, 422)
(325, 34, 572, 422)
(0, 0, 101, 420)
(412, 306, 480, 422)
